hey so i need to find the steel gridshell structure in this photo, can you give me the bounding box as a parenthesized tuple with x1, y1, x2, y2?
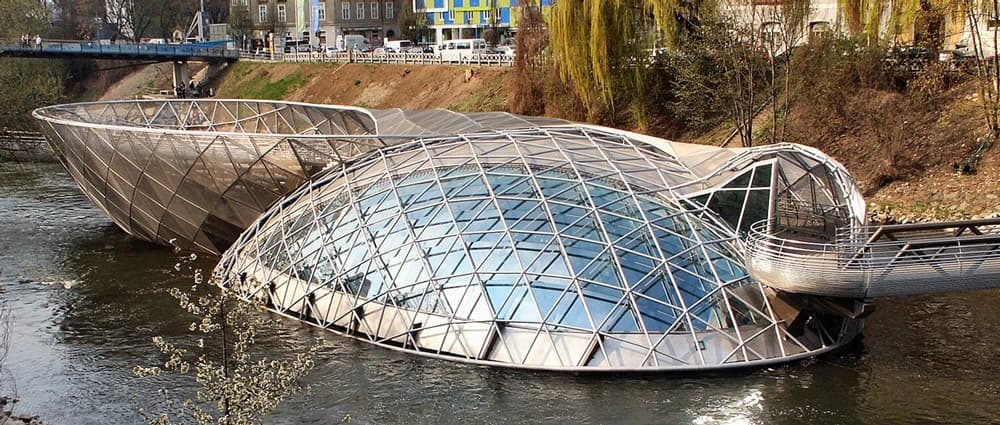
(216, 126, 863, 371)
(33, 100, 567, 254)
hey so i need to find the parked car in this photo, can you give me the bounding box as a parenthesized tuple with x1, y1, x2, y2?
(494, 46, 515, 56)
(939, 46, 977, 72)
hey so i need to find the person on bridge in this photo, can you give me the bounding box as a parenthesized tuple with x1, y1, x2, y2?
(20, 34, 27, 48)
(34, 34, 41, 50)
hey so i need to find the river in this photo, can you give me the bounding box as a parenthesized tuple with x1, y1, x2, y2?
(0, 162, 997, 424)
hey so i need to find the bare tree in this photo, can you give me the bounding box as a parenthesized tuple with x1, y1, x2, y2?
(229, 4, 254, 49)
(510, 0, 548, 116)
(53, 0, 105, 38)
(133, 262, 320, 425)
(105, 0, 155, 41)
(966, 0, 1000, 139)
(759, 0, 811, 144)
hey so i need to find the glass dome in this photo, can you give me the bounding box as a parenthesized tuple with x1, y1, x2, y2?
(216, 126, 860, 371)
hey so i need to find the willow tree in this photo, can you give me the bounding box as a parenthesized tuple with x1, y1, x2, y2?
(550, 0, 710, 121)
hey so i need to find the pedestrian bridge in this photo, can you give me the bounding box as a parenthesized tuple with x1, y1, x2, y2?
(0, 38, 238, 63)
(745, 217, 1000, 298)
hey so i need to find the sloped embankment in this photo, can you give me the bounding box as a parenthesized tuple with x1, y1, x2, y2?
(213, 62, 510, 112)
(208, 61, 1000, 221)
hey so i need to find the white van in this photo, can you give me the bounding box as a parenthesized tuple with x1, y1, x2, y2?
(439, 38, 488, 62)
(336, 34, 371, 52)
(383, 38, 414, 52)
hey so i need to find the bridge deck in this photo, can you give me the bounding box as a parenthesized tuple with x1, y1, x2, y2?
(0, 40, 237, 62)
(745, 218, 1000, 298)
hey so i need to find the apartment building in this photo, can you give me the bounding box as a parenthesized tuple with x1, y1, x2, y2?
(414, 0, 553, 45)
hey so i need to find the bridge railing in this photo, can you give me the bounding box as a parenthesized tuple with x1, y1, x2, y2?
(744, 218, 1000, 298)
(2, 38, 238, 60)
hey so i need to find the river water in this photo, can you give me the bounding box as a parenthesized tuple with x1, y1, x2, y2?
(0, 162, 998, 424)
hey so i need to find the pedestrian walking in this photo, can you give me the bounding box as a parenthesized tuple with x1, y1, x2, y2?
(34, 34, 41, 50)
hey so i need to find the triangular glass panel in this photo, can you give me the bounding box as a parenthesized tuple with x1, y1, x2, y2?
(576, 250, 623, 288)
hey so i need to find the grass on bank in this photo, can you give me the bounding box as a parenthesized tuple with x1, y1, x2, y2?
(216, 62, 310, 100)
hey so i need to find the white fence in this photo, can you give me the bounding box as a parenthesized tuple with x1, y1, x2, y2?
(239, 50, 514, 67)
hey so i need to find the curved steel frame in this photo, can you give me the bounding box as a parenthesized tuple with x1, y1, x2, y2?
(36, 99, 881, 371)
(33, 100, 569, 254)
(214, 126, 863, 371)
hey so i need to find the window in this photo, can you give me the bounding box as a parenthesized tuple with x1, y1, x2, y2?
(385, 1, 393, 19)
(342, 1, 350, 19)
(258, 4, 267, 22)
(464, 11, 472, 23)
(371, 1, 378, 19)
(318, 2, 326, 20)
(357, 1, 365, 19)
(277, 4, 286, 22)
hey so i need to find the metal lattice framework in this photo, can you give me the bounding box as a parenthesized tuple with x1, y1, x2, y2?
(33, 100, 567, 254)
(35, 99, 880, 371)
(215, 127, 862, 371)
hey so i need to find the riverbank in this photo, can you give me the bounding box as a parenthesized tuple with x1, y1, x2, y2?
(91, 61, 1000, 222)
(211, 62, 511, 112)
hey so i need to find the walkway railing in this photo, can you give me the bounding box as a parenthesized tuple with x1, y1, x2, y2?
(744, 218, 1000, 298)
(240, 50, 515, 67)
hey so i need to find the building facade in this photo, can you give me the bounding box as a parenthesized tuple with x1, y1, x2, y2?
(733, 0, 984, 54)
(233, 0, 406, 49)
(414, 0, 553, 45)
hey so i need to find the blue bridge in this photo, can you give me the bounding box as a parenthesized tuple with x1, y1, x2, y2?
(0, 39, 238, 63)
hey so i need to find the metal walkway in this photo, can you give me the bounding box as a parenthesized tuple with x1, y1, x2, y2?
(744, 217, 1000, 298)
(0, 39, 237, 62)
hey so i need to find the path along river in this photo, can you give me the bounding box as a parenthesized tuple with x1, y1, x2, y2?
(1, 162, 998, 424)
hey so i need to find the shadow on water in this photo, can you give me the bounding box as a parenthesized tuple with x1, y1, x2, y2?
(1, 162, 999, 424)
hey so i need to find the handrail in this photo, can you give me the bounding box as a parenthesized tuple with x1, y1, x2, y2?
(1, 38, 238, 60)
(744, 219, 1000, 298)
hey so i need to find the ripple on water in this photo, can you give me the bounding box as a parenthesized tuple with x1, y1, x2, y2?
(2, 162, 1000, 424)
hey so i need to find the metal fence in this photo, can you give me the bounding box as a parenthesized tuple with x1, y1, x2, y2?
(239, 50, 515, 67)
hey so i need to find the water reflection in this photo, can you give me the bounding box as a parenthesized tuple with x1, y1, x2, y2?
(1, 162, 998, 424)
